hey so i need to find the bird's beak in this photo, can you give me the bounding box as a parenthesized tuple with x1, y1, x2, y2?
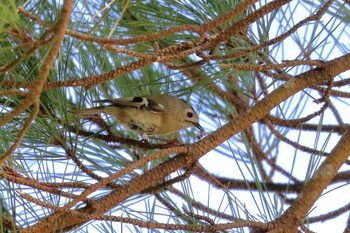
(193, 123, 205, 139)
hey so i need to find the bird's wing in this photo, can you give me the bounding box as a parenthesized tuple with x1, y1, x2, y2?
(94, 97, 166, 112)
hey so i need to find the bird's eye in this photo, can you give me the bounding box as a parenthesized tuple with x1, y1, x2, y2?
(187, 112, 193, 118)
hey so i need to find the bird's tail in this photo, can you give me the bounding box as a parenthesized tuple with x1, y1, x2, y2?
(71, 106, 105, 116)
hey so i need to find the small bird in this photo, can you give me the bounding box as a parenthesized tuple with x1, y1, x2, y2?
(73, 94, 205, 139)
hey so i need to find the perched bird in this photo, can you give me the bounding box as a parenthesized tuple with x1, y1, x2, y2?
(73, 94, 205, 139)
